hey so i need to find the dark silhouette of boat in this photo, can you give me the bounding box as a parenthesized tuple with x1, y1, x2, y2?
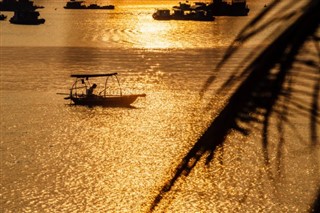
(0, 0, 44, 11)
(153, 1, 216, 22)
(9, 10, 45, 25)
(64, 0, 115, 10)
(172, 0, 249, 16)
(172, 1, 209, 11)
(152, 9, 171, 20)
(153, 8, 214, 21)
(208, 0, 250, 16)
(70, 92, 145, 107)
(153, 1, 215, 21)
(0, 13, 7, 20)
(62, 73, 146, 107)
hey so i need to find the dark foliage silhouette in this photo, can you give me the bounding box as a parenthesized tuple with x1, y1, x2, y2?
(149, 0, 320, 212)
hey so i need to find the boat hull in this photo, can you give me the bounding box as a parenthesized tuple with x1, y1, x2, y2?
(210, 8, 249, 16)
(208, 1, 250, 16)
(63, 2, 115, 10)
(64, 6, 114, 10)
(9, 18, 45, 25)
(9, 10, 45, 25)
(152, 13, 215, 21)
(70, 94, 146, 107)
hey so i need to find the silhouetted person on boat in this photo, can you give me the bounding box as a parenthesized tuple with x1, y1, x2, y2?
(87, 83, 97, 97)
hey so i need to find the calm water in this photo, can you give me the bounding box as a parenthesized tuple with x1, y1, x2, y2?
(1, 0, 319, 212)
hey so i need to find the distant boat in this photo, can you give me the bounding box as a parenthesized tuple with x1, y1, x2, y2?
(208, 0, 250, 16)
(0, 13, 7, 20)
(9, 10, 45, 25)
(172, 1, 209, 11)
(172, 0, 249, 16)
(152, 8, 215, 21)
(62, 73, 146, 107)
(64, 0, 115, 10)
(0, 0, 44, 12)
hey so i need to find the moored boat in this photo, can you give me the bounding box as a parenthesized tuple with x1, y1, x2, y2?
(152, 9, 172, 20)
(9, 10, 45, 25)
(153, 8, 214, 21)
(0, 0, 44, 12)
(208, 0, 250, 16)
(64, 0, 115, 10)
(171, 0, 250, 16)
(86, 4, 115, 9)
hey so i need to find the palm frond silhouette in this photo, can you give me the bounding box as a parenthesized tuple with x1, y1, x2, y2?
(149, 0, 320, 211)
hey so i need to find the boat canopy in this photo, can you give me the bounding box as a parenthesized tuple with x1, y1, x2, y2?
(70, 73, 118, 78)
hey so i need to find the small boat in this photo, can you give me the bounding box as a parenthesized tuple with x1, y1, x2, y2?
(64, 0, 115, 10)
(0, 13, 7, 20)
(152, 9, 171, 20)
(64, 0, 86, 9)
(9, 10, 45, 25)
(172, 1, 208, 11)
(63, 73, 146, 107)
(86, 4, 115, 9)
(153, 8, 215, 21)
(171, 1, 249, 17)
(0, 0, 44, 11)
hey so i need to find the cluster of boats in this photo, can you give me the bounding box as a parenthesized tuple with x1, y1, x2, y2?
(152, 0, 249, 21)
(0, 0, 115, 25)
(1, 0, 250, 25)
(1, 0, 250, 106)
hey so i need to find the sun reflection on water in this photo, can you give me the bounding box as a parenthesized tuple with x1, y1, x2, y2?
(135, 17, 179, 49)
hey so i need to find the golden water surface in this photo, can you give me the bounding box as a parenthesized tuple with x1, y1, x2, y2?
(1, 0, 319, 212)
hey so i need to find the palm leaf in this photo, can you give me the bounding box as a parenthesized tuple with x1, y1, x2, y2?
(149, 0, 320, 211)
